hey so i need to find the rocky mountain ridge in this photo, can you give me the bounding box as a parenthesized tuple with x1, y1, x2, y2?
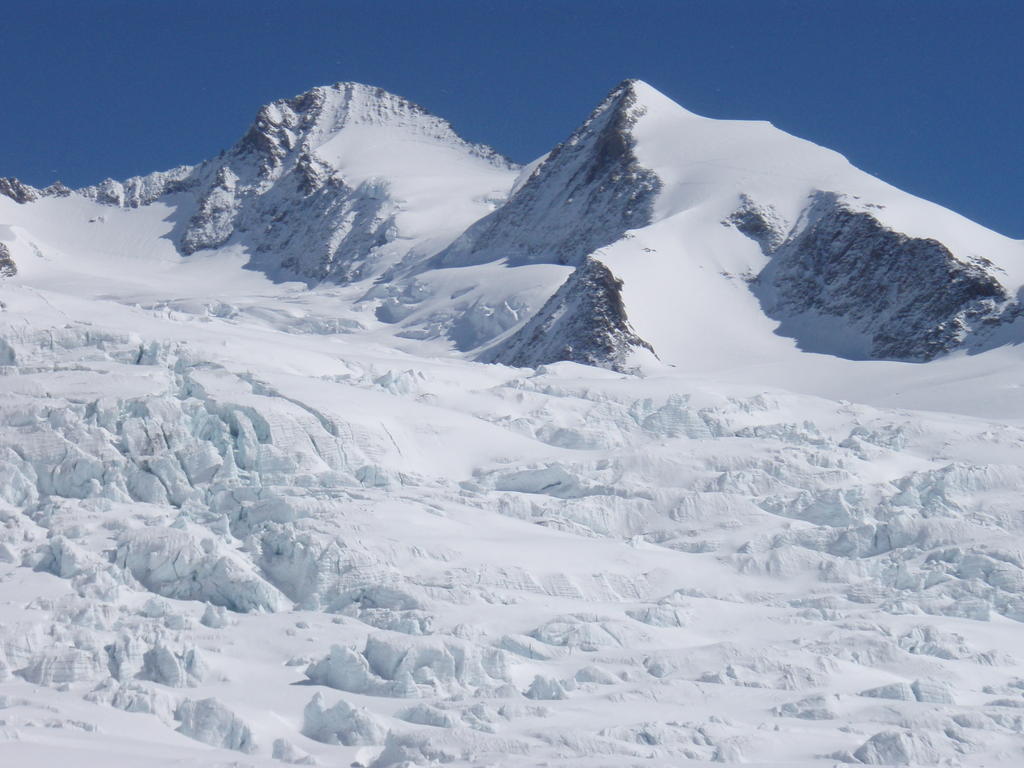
(2, 83, 517, 285)
(3, 79, 1022, 368)
(434, 79, 661, 270)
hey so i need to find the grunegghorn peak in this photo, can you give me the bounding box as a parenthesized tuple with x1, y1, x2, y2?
(73, 80, 519, 282)
(244, 81, 513, 162)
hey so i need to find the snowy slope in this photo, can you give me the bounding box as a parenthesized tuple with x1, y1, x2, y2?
(2, 79, 1024, 768)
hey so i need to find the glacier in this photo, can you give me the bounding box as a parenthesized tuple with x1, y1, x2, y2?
(1, 78, 1024, 767)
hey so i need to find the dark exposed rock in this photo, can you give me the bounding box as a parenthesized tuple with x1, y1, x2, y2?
(434, 79, 662, 269)
(0, 178, 80, 204)
(0, 242, 16, 277)
(482, 256, 655, 371)
(742, 192, 1019, 361)
(180, 167, 241, 255)
(0, 177, 40, 204)
(42, 181, 72, 198)
(726, 194, 787, 252)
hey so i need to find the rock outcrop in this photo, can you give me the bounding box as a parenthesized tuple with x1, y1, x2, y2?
(742, 192, 1020, 360)
(0, 242, 16, 277)
(435, 79, 661, 269)
(482, 256, 655, 371)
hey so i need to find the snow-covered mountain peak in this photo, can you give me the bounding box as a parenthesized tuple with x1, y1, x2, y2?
(614, 80, 1020, 274)
(4, 77, 1022, 368)
(277, 81, 437, 133)
(596, 88, 1024, 366)
(67, 82, 520, 283)
(603, 77, 704, 119)
(611, 84, 854, 225)
(432, 80, 662, 271)
(242, 81, 514, 173)
(393, 78, 1023, 370)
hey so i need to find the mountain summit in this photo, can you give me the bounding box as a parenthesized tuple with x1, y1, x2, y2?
(434, 79, 662, 270)
(80, 82, 518, 283)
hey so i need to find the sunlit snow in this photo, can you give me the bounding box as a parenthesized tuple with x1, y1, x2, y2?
(1, 79, 1024, 767)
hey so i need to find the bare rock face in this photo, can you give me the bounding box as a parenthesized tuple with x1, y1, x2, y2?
(742, 192, 1019, 360)
(482, 256, 655, 371)
(0, 177, 40, 204)
(0, 243, 16, 277)
(435, 79, 661, 269)
(41, 181, 72, 198)
(0, 177, 72, 204)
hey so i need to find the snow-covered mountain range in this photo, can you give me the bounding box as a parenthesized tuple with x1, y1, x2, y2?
(8, 79, 1022, 370)
(2, 79, 1024, 767)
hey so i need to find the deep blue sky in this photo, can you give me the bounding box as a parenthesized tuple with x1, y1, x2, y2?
(3, 0, 1021, 237)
